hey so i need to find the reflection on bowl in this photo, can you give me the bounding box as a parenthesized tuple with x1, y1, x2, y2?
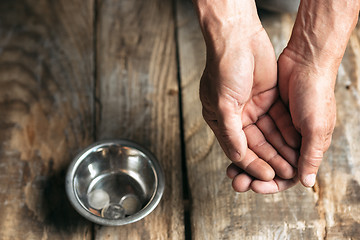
(65, 140, 165, 226)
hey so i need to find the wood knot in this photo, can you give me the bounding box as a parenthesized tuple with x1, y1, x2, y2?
(167, 89, 178, 96)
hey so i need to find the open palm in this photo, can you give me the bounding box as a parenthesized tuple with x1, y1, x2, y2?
(200, 29, 300, 193)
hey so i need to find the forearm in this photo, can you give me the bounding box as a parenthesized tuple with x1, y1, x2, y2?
(286, 0, 360, 70)
(192, 0, 262, 57)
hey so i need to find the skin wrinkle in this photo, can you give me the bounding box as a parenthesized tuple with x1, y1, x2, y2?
(196, 0, 263, 59)
(289, 0, 359, 68)
(242, 102, 261, 125)
(194, 0, 359, 193)
(250, 136, 267, 150)
(299, 154, 323, 169)
(268, 104, 300, 148)
(222, 87, 249, 110)
(252, 94, 273, 114)
(267, 153, 280, 165)
(244, 158, 275, 180)
(248, 132, 267, 147)
(258, 115, 278, 137)
(241, 88, 278, 126)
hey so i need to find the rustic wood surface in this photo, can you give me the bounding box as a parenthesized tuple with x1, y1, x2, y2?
(94, 0, 184, 239)
(176, 0, 360, 239)
(0, 0, 359, 239)
(0, 1, 94, 239)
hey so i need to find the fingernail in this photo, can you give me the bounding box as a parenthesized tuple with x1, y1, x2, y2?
(303, 174, 316, 187)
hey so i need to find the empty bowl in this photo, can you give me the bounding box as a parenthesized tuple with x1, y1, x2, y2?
(65, 139, 165, 226)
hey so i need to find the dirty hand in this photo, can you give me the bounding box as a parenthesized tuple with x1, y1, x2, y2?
(194, 0, 301, 193)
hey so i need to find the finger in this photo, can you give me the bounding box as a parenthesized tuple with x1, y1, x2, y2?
(204, 117, 229, 157)
(204, 114, 272, 181)
(298, 133, 330, 188)
(245, 124, 296, 179)
(204, 114, 248, 170)
(227, 163, 299, 193)
(251, 176, 299, 194)
(241, 87, 278, 127)
(226, 164, 252, 192)
(226, 163, 241, 179)
(269, 100, 301, 148)
(256, 115, 299, 167)
(232, 172, 253, 193)
(202, 107, 240, 161)
(236, 148, 275, 181)
(210, 102, 248, 162)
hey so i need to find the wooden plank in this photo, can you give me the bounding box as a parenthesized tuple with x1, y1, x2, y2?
(176, 1, 328, 239)
(95, 0, 184, 239)
(0, 1, 94, 239)
(314, 21, 360, 239)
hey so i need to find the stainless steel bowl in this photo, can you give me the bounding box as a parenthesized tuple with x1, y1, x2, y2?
(65, 140, 165, 226)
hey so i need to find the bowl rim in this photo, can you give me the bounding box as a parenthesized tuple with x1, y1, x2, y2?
(65, 139, 165, 226)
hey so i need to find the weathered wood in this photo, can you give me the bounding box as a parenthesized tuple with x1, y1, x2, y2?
(314, 21, 360, 239)
(0, 1, 94, 239)
(95, 0, 184, 239)
(176, 0, 360, 238)
(1, 1, 359, 239)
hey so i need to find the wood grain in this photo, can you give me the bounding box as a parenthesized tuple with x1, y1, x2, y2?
(314, 21, 360, 239)
(176, 1, 359, 239)
(0, 0, 94, 239)
(1, 0, 359, 239)
(95, 0, 184, 239)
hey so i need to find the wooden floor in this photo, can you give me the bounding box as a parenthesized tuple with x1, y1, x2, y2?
(0, 0, 359, 239)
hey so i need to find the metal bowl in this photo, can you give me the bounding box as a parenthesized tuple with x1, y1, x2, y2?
(65, 140, 165, 226)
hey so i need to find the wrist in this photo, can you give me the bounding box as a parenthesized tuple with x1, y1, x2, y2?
(286, 0, 359, 69)
(193, 0, 262, 56)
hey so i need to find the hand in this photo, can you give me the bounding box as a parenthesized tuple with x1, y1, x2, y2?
(277, 48, 337, 187)
(201, 28, 301, 193)
(274, 0, 359, 188)
(194, 0, 358, 193)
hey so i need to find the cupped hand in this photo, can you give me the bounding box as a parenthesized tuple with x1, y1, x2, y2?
(200, 29, 301, 193)
(276, 48, 337, 188)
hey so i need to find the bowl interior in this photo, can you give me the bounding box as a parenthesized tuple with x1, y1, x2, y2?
(73, 144, 157, 219)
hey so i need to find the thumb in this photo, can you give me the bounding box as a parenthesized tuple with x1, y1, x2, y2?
(298, 133, 327, 187)
(216, 107, 248, 163)
(201, 98, 248, 162)
(205, 98, 248, 163)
